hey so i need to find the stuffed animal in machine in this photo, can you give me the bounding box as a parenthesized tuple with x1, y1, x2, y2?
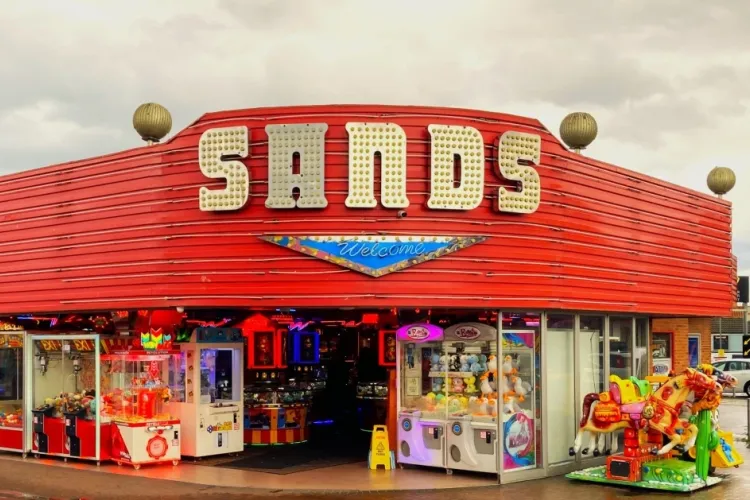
(459, 354, 470, 372)
(464, 375, 477, 393)
(450, 354, 460, 372)
(432, 378, 443, 393)
(478, 354, 488, 373)
(451, 377, 465, 393)
(430, 354, 440, 372)
(439, 354, 449, 372)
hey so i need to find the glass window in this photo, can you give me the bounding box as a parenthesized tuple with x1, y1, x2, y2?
(546, 314, 574, 466)
(651, 332, 673, 376)
(712, 362, 726, 370)
(713, 335, 729, 351)
(688, 336, 700, 367)
(728, 335, 743, 353)
(609, 317, 633, 380)
(579, 316, 605, 402)
(635, 318, 649, 379)
(398, 325, 446, 421)
(501, 312, 540, 472)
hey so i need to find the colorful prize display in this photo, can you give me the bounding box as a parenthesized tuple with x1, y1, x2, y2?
(566, 364, 743, 492)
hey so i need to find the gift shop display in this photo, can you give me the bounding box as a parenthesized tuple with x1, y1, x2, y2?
(172, 328, 244, 457)
(0, 332, 25, 453)
(100, 331, 183, 469)
(442, 323, 499, 474)
(396, 323, 446, 469)
(27, 334, 108, 463)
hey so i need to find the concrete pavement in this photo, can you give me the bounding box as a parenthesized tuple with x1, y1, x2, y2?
(0, 456, 748, 500)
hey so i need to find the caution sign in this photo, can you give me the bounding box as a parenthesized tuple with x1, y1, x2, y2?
(743, 335, 750, 358)
(368, 425, 395, 470)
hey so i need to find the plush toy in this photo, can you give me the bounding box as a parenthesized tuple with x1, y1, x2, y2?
(447, 397, 462, 414)
(432, 378, 443, 393)
(450, 354, 460, 372)
(470, 362, 483, 376)
(464, 375, 477, 393)
(459, 396, 469, 409)
(459, 354, 470, 372)
(480, 376, 493, 396)
(478, 354, 488, 372)
(439, 354, 449, 372)
(451, 377, 465, 393)
(430, 354, 440, 372)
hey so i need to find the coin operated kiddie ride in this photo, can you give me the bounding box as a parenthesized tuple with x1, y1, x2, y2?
(100, 330, 182, 469)
(566, 365, 742, 492)
(170, 328, 244, 458)
(0, 331, 25, 455)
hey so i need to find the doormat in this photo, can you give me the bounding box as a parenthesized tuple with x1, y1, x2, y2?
(218, 444, 365, 475)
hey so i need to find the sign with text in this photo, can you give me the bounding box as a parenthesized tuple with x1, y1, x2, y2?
(738, 276, 749, 304)
(260, 235, 486, 277)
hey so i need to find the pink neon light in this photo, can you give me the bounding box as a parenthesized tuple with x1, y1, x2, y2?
(396, 323, 443, 342)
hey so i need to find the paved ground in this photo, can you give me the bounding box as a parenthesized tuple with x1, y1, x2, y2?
(0, 458, 747, 500)
(721, 395, 749, 441)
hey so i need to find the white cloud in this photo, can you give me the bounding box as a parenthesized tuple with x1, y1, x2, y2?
(0, 0, 747, 272)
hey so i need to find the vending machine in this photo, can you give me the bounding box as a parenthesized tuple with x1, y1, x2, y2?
(442, 322, 499, 474)
(172, 328, 244, 458)
(396, 323, 446, 469)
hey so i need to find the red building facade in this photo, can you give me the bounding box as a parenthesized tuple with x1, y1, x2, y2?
(0, 105, 734, 315)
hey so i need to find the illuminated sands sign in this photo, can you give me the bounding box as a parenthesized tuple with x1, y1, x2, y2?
(260, 235, 486, 277)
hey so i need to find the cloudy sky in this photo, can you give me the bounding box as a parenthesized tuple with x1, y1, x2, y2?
(1, 0, 748, 273)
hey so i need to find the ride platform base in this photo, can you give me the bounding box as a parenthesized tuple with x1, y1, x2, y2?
(566, 458, 722, 492)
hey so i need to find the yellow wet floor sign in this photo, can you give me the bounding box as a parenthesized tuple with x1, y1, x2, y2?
(368, 425, 395, 470)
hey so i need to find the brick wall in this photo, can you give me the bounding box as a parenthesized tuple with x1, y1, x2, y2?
(651, 317, 711, 374)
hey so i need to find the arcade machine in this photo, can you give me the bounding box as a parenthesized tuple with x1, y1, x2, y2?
(396, 323, 447, 470)
(442, 322, 499, 474)
(100, 330, 182, 469)
(26, 334, 110, 464)
(172, 328, 244, 457)
(244, 327, 314, 446)
(0, 331, 25, 454)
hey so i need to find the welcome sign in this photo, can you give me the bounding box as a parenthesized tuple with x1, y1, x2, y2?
(260, 235, 486, 277)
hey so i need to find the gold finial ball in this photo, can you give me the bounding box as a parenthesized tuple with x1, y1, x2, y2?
(133, 103, 172, 143)
(560, 112, 598, 151)
(707, 166, 736, 196)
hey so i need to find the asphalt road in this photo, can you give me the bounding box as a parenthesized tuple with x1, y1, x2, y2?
(719, 395, 749, 441)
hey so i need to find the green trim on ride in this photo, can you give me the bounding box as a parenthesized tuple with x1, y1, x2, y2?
(567, 464, 721, 492)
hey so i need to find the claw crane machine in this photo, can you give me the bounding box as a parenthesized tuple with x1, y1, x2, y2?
(25, 334, 108, 464)
(100, 329, 183, 469)
(396, 323, 446, 469)
(0, 329, 25, 455)
(172, 328, 244, 458)
(443, 322, 499, 474)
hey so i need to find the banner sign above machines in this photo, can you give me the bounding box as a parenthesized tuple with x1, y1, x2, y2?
(260, 235, 486, 277)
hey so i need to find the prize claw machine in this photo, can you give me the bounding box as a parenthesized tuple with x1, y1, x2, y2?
(25, 334, 109, 464)
(0, 331, 25, 454)
(443, 323, 499, 474)
(172, 328, 244, 457)
(396, 323, 446, 470)
(100, 331, 183, 469)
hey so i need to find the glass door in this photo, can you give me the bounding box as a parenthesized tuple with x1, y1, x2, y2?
(499, 312, 542, 481)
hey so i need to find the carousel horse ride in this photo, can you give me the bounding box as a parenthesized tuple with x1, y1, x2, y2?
(566, 365, 743, 492)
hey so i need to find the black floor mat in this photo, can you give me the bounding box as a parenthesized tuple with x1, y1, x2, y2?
(218, 438, 367, 475)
